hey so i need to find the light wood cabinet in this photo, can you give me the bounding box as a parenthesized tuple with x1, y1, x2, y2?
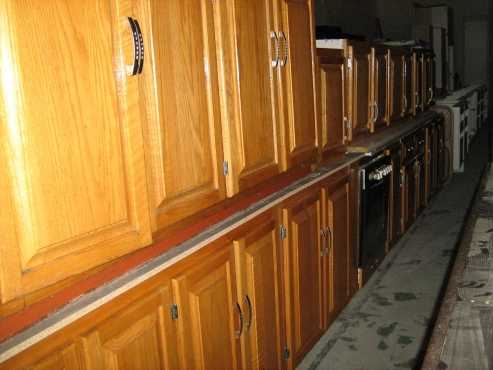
(281, 186, 324, 367)
(346, 43, 372, 139)
(213, 0, 283, 196)
(82, 287, 178, 370)
(322, 173, 354, 325)
(15, 343, 85, 370)
(139, 0, 227, 230)
(278, 0, 318, 169)
(371, 47, 389, 131)
(171, 241, 240, 370)
(0, 0, 152, 301)
(318, 49, 347, 157)
(232, 212, 286, 370)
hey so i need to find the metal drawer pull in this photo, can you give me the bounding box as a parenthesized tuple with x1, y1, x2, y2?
(235, 302, 244, 338)
(270, 31, 279, 68)
(279, 31, 288, 67)
(245, 295, 253, 330)
(127, 17, 144, 76)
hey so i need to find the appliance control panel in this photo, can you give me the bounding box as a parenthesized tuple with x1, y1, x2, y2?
(369, 164, 393, 181)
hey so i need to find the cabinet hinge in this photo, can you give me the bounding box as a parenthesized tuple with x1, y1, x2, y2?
(347, 57, 352, 70)
(170, 304, 179, 320)
(283, 347, 291, 360)
(279, 225, 287, 240)
(223, 161, 229, 176)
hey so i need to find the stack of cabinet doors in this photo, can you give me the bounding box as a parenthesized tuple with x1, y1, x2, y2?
(0, 169, 357, 370)
(0, 0, 320, 302)
(317, 41, 434, 156)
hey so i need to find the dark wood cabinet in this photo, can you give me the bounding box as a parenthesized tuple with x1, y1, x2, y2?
(389, 145, 402, 245)
(346, 42, 372, 139)
(371, 47, 389, 131)
(388, 49, 405, 123)
(318, 49, 348, 157)
(423, 53, 434, 109)
(413, 51, 423, 114)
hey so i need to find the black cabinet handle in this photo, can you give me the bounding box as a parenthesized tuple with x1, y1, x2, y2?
(128, 17, 144, 75)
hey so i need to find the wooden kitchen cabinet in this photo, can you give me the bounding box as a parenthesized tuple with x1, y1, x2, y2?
(171, 240, 240, 370)
(403, 52, 414, 116)
(321, 172, 355, 324)
(232, 212, 286, 370)
(0, 0, 152, 301)
(389, 145, 403, 245)
(388, 48, 405, 123)
(371, 46, 389, 131)
(346, 43, 372, 139)
(423, 53, 434, 109)
(413, 51, 424, 114)
(213, 0, 283, 196)
(138, 0, 227, 230)
(281, 186, 324, 367)
(82, 287, 178, 370)
(278, 0, 319, 170)
(318, 49, 348, 157)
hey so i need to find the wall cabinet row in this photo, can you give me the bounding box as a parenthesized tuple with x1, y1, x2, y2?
(1, 170, 357, 370)
(0, 0, 319, 302)
(317, 42, 435, 157)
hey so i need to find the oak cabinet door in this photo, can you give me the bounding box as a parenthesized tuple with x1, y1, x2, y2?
(233, 212, 285, 370)
(171, 242, 240, 370)
(413, 53, 423, 113)
(214, 0, 282, 196)
(0, 0, 152, 301)
(279, 0, 318, 169)
(348, 45, 371, 138)
(403, 55, 414, 116)
(319, 51, 347, 156)
(140, 0, 226, 230)
(371, 48, 389, 130)
(282, 187, 324, 367)
(12, 344, 85, 370)
(82, 287, 178, 370)
(389, 53, 404, 122)
(322, 176, 352, 325)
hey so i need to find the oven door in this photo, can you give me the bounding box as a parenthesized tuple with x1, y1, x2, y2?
(359, 173, 390, 269)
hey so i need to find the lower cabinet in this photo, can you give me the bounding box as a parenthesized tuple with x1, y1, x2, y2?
(401, 161, 417, 232)
(1, 173, 357, 370)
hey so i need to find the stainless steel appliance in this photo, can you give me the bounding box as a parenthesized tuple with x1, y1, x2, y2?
(359, 153, 392, 279)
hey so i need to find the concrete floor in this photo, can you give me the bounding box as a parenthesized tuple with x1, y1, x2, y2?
(297, 127, 490, 370)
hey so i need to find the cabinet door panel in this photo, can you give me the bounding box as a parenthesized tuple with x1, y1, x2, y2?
(349, 47, 371, 138)
(215, 0, 281, 195)
(389, 54, 404, 122)
(282, 187, 323, 366)
(404, 55, 413, 116)
(320, 54, 346, 154)
(325, 181, 351, 320)
(233, 212, 284, 370)
(413, 53, 423, 113)
(82, 287, 177, 370)
(0, 0, 151, 300)
(372, 50, 388, 130)
(17, 344, 85, 370)
(280, 0, 318, 168)
(141, 0, 226, 230)
(172, 243, 239, 370)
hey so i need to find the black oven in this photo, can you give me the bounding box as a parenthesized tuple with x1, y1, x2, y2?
(359, 153, 392, 274)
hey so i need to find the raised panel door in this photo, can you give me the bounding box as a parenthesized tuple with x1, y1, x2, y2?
(139, 0, 226, 230)
(319, 51, 347, 156)
(82, 287, 178, 370)
(171, 242, 240, 370)
(371, 49, 389, 130)
(0, 0, 151, 301)
(232, 211, 285, 370)
(279, 0, 318, 169)
(413, 53, 423, 113)
(282, 186, 324, 367)
(348, 46, 371, 138)
(323, 178, 351, 325)
(404, 55, 414, 116)
(214, 0, 282, 195)
(389, 53, 404, 122)
(14, 344, 85, 370)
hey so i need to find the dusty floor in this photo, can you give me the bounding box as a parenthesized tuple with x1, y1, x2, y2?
(297, 127, 490, 370)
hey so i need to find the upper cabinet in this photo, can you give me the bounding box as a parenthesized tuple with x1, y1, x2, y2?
(318, 49, 347, 158)
(0, 0, 152, 301)
(213, 0, 283, 196)
(370, 46, 389, 131)
(413, 51, 424, 114)
(403, 52, 414, 117)
(388, 48, 405, 123)
(278, 0, 318, 169)
(139, 0, 227, 231)
(423, 53, 434, 109)
(346, 42, 372, 139)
